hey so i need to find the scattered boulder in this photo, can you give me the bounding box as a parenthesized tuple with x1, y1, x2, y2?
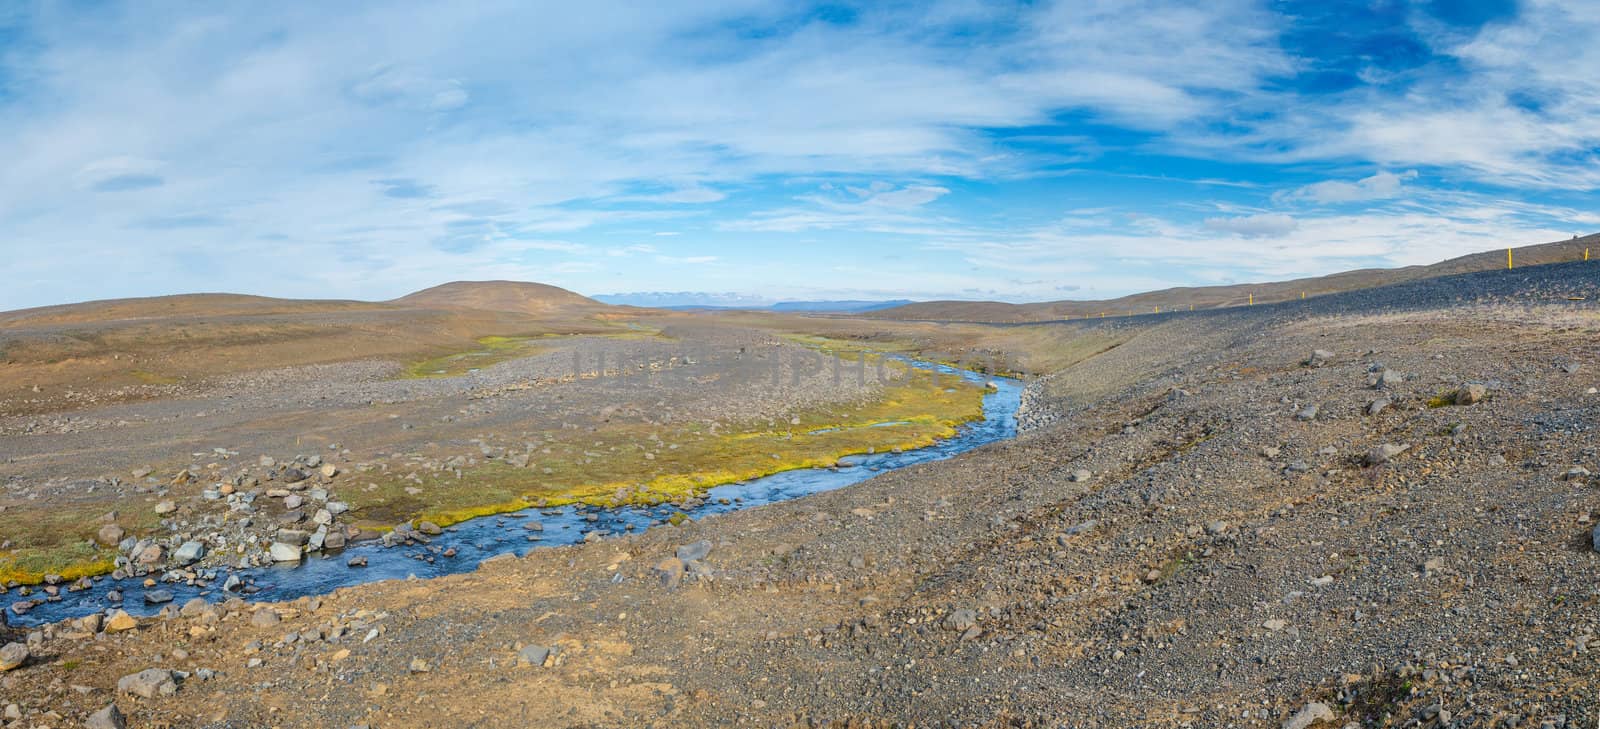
(416, 521, 443, 536)
(1370, 369, 1403, 389)
(1294, 403, 1319, 421)
(347, 555, 368, 568)
(1305, 350, 1334, 367)
(251, 609, 281, 628)
(153, 500, 177, 516)
(143, 590, 173, 605)
(117, 668, 178, 699)
(1365, 398, 1390, 416)
(86, 703, 128, 729)
(1561, 466, 1591, 481)
(0, 643, 28, 671)
(408, 658, 430, 673)
(1068, 469, 1092, 483)
(319, 464, 339, 479)
(1591, 523, 1600, 554)
(134, 544, 164, 565)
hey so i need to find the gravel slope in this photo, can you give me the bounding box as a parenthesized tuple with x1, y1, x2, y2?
(0, 264, 1596, 728)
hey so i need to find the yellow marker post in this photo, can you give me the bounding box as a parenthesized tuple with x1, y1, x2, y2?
(1300, 291, 1306, 300)
(1248, 293, 1254, 306)
(1586, 247, 1591, 261)
(1154, 305, 1159, 314)
(1507, 248, 1513, 270)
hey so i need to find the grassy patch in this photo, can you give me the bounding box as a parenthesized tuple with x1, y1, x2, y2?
(400, 335, 555, 379)
(348, 366, 987, 530)
(0, 501, 159, 585)
(128, 369, 180, 385)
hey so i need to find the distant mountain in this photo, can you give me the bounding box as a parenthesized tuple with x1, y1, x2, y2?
(594, 292, 915, 313)
(394, 280, 607, 315)
(767, 300, 915, 313)
(869, 233, 1600, 323)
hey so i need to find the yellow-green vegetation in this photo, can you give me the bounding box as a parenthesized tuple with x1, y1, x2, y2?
(129, 369, 181, 385)
(400, 335, 554, 378)
(0, 501, 159, 584)
(398, 323, 667, 379)
(349, 365, 987, 530)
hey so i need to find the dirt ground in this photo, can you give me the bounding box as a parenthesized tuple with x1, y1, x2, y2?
(0, 265, 1598, 727)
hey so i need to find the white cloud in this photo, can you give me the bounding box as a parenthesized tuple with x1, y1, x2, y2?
(1282, 170, 1418, 204)
(1202, 213, 1298, 238)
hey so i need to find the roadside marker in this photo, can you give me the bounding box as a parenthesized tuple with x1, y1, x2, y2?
(1507, 248, 1513, 270)
(1248, 294, 1254, 305)
(1300, 291, 1306, 299)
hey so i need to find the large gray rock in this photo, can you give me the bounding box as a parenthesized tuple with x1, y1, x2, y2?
(172, 541, 205, 565)
(275, 529, 310, 546)
(0, 642, 28, 671)
(117, 668, 177, 698)
(269, 542, 302, 562)
(86, 703, 128, 729)
(143, 590, 173, 605)
(675, 540, 712, 562)
(1294, 404, 1319, 421)
(1306, 350, 1334, 367)
(1592, 523, 1600, 553)
(251, 609, 281, 628)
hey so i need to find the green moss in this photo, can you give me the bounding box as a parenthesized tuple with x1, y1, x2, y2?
(350, 366, 988, 530)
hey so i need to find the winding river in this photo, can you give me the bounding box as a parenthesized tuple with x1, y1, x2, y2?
(10, 361, 1021, 627)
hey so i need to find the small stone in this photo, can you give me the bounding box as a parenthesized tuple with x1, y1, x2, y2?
(1370, 369, 1403, 389)
(654, 557, 685, 589)
(284, 494, 304, 510)
(1068, 469, 1092, 483)
(416, 521, 442, 536)
(942, 608, 977, 632)
(1305, 350, 1334, 367)
(173, 541, 205, 565)
(0, 642, 28, 671)
(96, 524, 126, 547)
(1281, 702, 1334, 729)
(1204, 521, 1228, 536)
(347, 555, 368, 568)
(1591, 523, 1600, 553)
(518, 644, 551, 667)
(1364, 443, 1410, 466)
(1454, 383, 1487, 405)
(1294, 404, 1319, 421)
(153, 500, 177, 515)
(143, 590, 173, 605)
(117, 668, 178, 698)
(251, 609, 281, 628)
(269, 542, 302, 562)
(1262, 619, 1287, 632)
(319, 464, 339, 479)
(675, 540, 712, 562)
(105, 610, 138, 633)
(1561, 466, 1591, 481)
(408, 658, 430, 673)
(1365, 398, 1390, 416)
(85, 703, 128, 729)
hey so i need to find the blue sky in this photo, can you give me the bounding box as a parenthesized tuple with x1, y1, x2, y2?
(1, 0, 1597, 310)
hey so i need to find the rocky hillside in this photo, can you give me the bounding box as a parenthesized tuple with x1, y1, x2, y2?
(872, 233, 1600, 322)
(391, 281, 613, 316)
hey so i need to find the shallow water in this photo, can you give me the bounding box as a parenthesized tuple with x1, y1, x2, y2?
(9, 361, 1021, 628)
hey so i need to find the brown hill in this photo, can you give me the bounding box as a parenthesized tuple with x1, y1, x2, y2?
(872, 233, 1600, 322)
(391, 280, 604, 315)
(0, 293, 391, 330)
